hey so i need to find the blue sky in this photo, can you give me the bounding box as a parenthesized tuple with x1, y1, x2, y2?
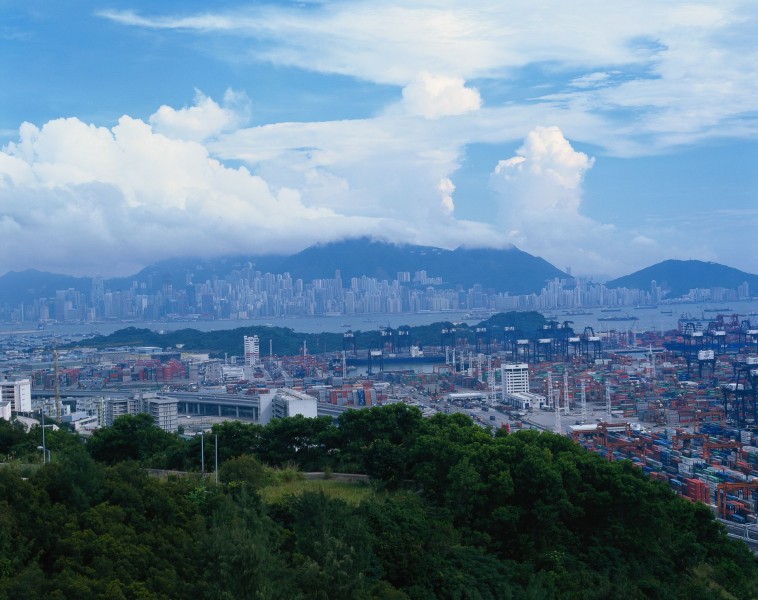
(1, 1, 756, 279)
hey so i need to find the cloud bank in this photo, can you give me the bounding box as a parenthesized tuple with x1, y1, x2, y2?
(2, 1, 757, 278)
(0, 95, 504, 276)
(100, 1, 758, 153)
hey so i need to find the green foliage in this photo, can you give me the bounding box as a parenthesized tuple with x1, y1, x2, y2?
(86, 413, 184, 467)
(218, 454, 273, 488)
(0, 419, 27, 458)
(257, 415, 336, 471)
(1, 405, 757, 599)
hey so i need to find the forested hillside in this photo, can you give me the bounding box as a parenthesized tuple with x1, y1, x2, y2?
(0, 407, 756, 599)
(68, 311, 547, 357)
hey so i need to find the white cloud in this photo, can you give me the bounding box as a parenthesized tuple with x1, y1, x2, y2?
(494, 126, 594, 214)
(438, 177, 456, 215)
(100, 1, 758, 154)
(569, 72, 612, 89)
(0, 103, 509, 276)
(149, 89, 251, 142)
(490, 126, 673, 275)
(401, 73, 482, 119)
(0, 115, 374, 275)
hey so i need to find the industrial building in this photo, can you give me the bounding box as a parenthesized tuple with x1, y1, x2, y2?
(505, 391, 547, 411)
(143, 396, 178, 433)
(0, 378, 32, 413)
(502, 363, 530, 394)
(258, 388, 318, 424)
(101, 394, 178, 433)
(244, 335, 260, 366)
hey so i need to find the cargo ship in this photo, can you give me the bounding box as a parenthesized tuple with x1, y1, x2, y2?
(598, 314, 639, 322)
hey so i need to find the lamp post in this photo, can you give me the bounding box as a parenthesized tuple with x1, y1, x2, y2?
(37, 446, 50, 463)
(40, 407, 47, 464)
(200, 432, 205, 474)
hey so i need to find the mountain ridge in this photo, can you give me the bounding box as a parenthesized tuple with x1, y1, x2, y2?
(2, 245, 756, 306)
(606, 259, 758, 298)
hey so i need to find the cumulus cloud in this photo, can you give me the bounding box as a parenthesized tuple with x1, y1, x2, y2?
(490, 126, 666, 275)
(487, 126, 756, 275)
(149, 89, 251, 142)
(493, 126, 594, 215)
(0, 98, 510, 276)
(401, 73, 482, 119)
(437, 178, 456, 215)
(0, 114, 375, 275)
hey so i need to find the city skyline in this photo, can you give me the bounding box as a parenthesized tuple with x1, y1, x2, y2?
(4, 265, 750, 325)
(1, 1, 757, 278)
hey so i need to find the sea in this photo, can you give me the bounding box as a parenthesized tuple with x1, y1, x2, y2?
(1, 300, 758, 340)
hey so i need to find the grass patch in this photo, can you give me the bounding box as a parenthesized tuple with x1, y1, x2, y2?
(259, 478, 374, 505)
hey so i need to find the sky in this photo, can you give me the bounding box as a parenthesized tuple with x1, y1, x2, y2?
(1, 1, 757, 280)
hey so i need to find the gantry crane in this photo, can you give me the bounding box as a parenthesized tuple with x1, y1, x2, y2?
(671, 432, 708, 451)
(716, 481, 758, 519)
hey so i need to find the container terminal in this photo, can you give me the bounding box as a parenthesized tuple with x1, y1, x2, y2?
(7, 311, 758, 547)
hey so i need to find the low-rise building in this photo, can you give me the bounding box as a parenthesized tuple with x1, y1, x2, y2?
(272, 388, 318, 420)
(504, 391, 546, 411)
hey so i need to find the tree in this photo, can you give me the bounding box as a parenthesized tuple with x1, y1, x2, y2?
(87, 414, 182, 466)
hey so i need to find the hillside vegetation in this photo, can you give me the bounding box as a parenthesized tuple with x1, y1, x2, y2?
(68, 311, 547, 357)
(0, 406, 756, 599)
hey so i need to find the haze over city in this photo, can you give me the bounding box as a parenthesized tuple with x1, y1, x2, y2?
(1, 1, 756, 278)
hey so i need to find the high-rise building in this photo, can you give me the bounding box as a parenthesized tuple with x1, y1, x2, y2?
(244, 335, 260, 366)
(502, 363, 530, 394)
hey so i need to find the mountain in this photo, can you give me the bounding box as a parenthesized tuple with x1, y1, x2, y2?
(104, 254, 288, 293)
(0, 239, 565, 303)
(0, 269, 92, 305)
(606, 259, 758, 298)
(277, 238, 567, 294)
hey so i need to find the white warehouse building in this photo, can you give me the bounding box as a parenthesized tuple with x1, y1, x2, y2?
(0, 378, 32, 413)
(258, 388, 318, 425)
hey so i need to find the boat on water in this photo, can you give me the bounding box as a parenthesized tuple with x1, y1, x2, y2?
(600, 308, 623, 313)
(634, 305, 658, 310)
(703, 307, 732, 313)
(563, 310, 593, 316)
(598, 314, 639, 322)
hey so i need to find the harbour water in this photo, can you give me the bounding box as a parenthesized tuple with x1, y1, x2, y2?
(1, 301, 757, 339)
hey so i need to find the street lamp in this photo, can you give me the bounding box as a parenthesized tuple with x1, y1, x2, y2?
(37, 446, 50, 464)
(39, 406, 48, 464)
(200, 431, 219, 483)
(200, 432, 205, 474)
